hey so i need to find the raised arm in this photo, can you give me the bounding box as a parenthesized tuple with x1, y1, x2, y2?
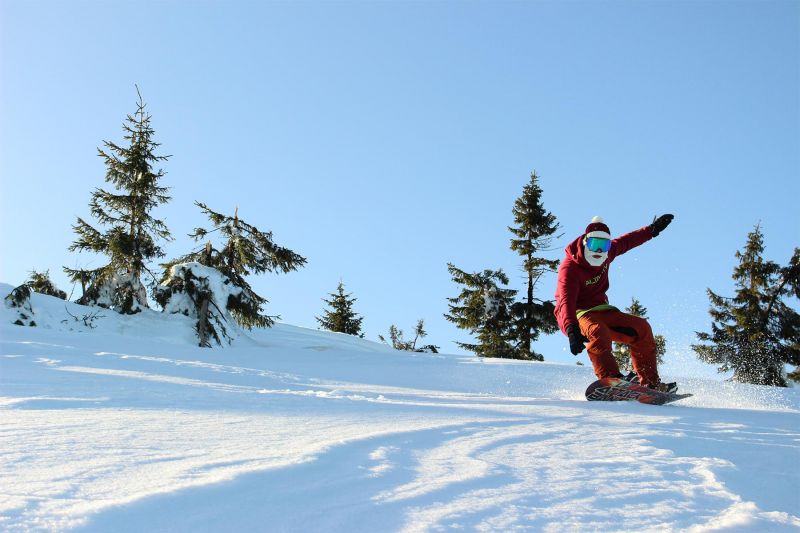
(611, 214, 674, 258)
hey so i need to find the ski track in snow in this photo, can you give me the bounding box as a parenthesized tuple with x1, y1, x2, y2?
(1, 287, 799, 532)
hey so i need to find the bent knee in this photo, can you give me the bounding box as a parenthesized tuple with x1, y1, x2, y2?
(628, 315, 653, 337)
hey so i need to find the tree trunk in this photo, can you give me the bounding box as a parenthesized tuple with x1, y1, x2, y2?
(198, 296, 210, 347)
(523, 253, 533, 358)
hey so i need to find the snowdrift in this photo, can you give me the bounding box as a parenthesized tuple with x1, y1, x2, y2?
(1, 284, 799, 532)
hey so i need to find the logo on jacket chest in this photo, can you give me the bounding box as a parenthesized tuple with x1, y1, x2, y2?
(585, 264, 609, 286)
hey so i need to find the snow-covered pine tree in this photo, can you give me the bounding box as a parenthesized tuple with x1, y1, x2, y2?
(155, 262, 241, 347)
(693, 224, 800, 387)
(25, 270, 67, 300)
(612, 298, 666, 371)
(158, 202, 307, 345)
(379, 319, 440, 353)
(444, 263, 519, 359)
(4, 285, 36, 326)
(316, 281, 364, 337)
(508, 172, 561, 360)
(64, 87, 172, 314)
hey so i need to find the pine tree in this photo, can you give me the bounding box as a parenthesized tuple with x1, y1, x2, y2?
(444, 263, 519, 358)
(25, 270, 67, 300)
(773, 247, 800, 381)
(508, 171, 561, 360)
(379, 319, 440, 353)
(612, 298, 666, 371)
(159, 202, 307, 335)
(693, 225, 800, 387)
(317, 281, 364, 336)
(65, 87, 171, 313)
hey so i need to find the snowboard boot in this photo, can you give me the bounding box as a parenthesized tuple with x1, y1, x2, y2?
(622, 371, 640, 384)
(624, 373, 676, 394)
(651, 381, 678, 394)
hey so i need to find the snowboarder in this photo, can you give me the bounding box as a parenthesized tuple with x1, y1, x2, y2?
(555, 214, 676, 392)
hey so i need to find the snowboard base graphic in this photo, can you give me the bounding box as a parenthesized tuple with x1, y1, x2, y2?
(585, 377, 692, 405)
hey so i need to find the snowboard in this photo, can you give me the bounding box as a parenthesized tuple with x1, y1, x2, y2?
(585, 377, 692, 405)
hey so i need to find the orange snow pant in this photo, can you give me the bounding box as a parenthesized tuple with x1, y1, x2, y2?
(578, 310, 660, 387)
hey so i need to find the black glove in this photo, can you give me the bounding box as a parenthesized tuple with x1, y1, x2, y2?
(650, 214, 674, 237)
(566, 323, 588, 355)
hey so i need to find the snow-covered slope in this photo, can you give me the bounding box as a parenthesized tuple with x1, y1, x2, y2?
(1, 284, 798, 532)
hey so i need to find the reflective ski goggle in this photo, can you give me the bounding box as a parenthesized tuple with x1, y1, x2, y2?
(586, 237, 611, 253)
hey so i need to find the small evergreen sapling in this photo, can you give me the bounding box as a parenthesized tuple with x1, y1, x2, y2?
(379, 319, 440, 353)
(316, 281, 364, 337)
(65, 87, 172, 314)
(25, 270, 67, 300)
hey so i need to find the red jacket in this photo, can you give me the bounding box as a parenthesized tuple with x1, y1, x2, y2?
(554, 226, 653, 335)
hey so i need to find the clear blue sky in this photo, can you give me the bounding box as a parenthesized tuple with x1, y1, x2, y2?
(2, 0, 798, 377)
